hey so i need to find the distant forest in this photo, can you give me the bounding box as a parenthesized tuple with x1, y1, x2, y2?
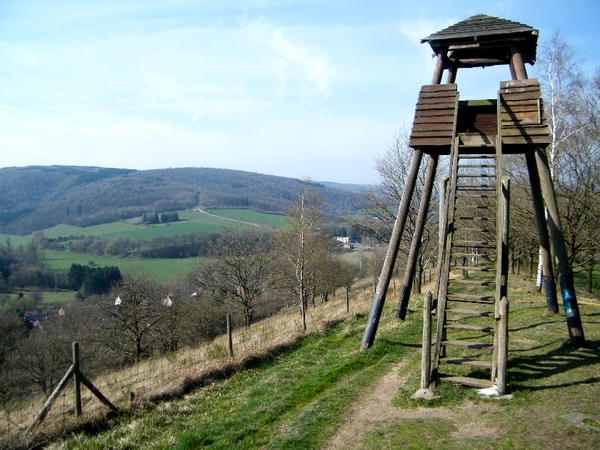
(0, 166, 364, 235)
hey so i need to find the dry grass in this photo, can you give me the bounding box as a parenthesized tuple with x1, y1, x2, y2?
(1, 280, 375, 448)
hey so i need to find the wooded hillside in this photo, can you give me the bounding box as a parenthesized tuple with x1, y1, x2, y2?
(0, 166, 363, 235)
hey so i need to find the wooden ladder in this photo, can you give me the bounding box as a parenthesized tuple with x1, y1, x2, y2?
(431, 132, 508, 389)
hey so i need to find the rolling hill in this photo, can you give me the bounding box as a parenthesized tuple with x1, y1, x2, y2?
(0, 166, 365, 235)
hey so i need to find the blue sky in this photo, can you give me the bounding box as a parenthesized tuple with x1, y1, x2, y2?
(1, 1, 599, 184)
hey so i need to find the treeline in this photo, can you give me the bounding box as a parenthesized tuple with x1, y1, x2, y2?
(66, 264, 122, 296)
(48, 232, 219, 259)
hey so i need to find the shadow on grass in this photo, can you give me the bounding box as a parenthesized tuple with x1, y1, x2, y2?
(508, 339, 600, 392)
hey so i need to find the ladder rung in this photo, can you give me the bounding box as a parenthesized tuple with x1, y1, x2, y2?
(455, 204, 490, 209)
(438, 375, 493, 388)
(452, 279, 494, 286)
(457, 174, 496, 178)
(442, 340, 493, 350)
(452, 266, 492, 272)
(453, 240, 494, 247)
(452, 252, 492, 258)
(446, 308, 492, 317)
(458, 154, 496, 159)
(439, 357, 493, 368)
(448, 293, 494, 300)
(452, 228, 492, 233)
(458, 194, 496, 199)
(459, 164, 496, 169)
(457, 184, 495, 188)
(455, 216, 492, 221)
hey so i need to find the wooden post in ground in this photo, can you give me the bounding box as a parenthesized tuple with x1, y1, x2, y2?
(227, 314, 234, 358)
(496, 297, 509, 394)
(360, 150, 424, 351)
(397, 155, 439, 320)
(345, 286, 350, 313)
(534, 147, 586, 346)
(73, 342, 82, 417)
(493, 176, 510, 379)
(421, 292, 432, 389)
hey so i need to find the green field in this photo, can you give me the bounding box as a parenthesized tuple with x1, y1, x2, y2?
(45, 250, 204, 282)
(208, 209, 285, 227)
(1, 209, 282, 284)
(2, 209, 284, 243)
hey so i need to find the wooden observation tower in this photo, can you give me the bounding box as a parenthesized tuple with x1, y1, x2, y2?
(360, 15, 586, 392)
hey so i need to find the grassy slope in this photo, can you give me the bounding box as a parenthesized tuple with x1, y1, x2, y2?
(38, 274, 600, 450)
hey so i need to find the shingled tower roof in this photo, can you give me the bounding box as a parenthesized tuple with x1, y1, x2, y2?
(422, 14, 539, 67)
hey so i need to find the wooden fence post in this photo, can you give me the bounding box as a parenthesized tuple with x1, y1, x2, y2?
(421, 292, 432, 389)
(227, 314, 234, 358)
(73, 342, 81, 417)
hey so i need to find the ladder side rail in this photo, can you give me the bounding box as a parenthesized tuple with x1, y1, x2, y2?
(431, 137, 460, 381)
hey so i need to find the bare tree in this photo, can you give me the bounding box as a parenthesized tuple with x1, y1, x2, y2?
(192, 228, 274, 328)
(353, 129, 440, 293)
(272, 180, 333, 331)
(94, 275, 165, 363)
(532, 32, 600, 292)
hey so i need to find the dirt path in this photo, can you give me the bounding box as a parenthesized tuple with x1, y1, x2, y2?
(324, 350, 504, 449)
(324, 353, 418, 449)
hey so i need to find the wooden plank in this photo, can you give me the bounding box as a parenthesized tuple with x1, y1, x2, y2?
(501, 93, 541, 103)
(414, 115, 455, 124)
(502, 127, 550, 137)
(410, 137, 453, 147)
(439, 357, 493, 368)
(411, 130, 454, 138)
(501, 101, 541, 110)
(446, 307, 492, 316)
(442, 340, 493, 349)
(458, 133, 496, 147)
(420, 84, 458, 92)
(500, 84, 541, 93)
(415, 108, 457, 117)
(418, 91, 459, 101)
(502, 136, 551, 145)
(501, 113, 543, 124)
(418, 93, 459, 102)
(438, 375, 492, 388)
(416, 101, 458, 110)
(500, 78, 541, 89)
(412, 122, 455, 132)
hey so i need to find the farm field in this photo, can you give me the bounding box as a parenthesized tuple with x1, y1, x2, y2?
(2, 209, 283, 243)
(1, 209, 282, 283)
(45, 250, 204, 283)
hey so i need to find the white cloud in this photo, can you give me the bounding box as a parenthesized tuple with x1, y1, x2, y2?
(245, 18, 334, 106)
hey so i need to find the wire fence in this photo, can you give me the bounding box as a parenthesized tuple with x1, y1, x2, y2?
(0, 284, 374, 448)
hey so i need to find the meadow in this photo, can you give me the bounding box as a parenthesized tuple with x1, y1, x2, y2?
(1, 209, 283, 283)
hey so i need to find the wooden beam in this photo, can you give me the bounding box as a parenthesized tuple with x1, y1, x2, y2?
(360, 150, 424, 351)
(534, 147, 586, 346)
(510, 44, 528, 80)
(525, 152, 559, 312)
(397, 154, 439, 319)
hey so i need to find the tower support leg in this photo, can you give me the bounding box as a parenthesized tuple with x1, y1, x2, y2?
(397, 154, 439, 319)
(525, 152, 559, 313)
(360, 149, 424, 350)
(534, 147, 585, 346)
